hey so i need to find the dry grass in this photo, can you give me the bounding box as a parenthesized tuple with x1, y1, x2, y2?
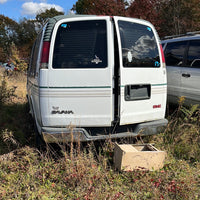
(0, 67, 27, 104)
(0, 68, 33, 154)
(0, 143, 199, 200)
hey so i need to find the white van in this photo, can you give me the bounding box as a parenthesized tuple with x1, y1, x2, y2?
(27, 15, 167, 142)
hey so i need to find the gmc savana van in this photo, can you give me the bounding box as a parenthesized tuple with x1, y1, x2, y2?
(27, 15, 167, 142)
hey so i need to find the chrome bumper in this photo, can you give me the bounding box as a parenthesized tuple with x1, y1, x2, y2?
(42, 119, 168, 143)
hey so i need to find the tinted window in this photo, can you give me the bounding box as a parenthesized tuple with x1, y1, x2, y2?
(118, 21, 160, 67)
(53, 20, 107, 68)
(186, 40, 200, 68)
(164, 41, 187, 66)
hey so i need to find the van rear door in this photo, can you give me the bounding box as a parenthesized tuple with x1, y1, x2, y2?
(114, 17, 167, 125)
(44, 16, 114, 127)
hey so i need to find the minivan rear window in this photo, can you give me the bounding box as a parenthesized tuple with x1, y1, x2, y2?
(118, 21, 160, 68)
(53, 20, 107, 69)
(186, 40, 200, 68)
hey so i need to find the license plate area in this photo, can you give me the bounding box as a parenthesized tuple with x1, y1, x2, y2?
(125, 84, 151, 101)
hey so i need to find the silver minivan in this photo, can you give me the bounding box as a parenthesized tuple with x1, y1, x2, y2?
(162, 33, 200, 106)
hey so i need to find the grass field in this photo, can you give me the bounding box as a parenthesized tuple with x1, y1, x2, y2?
(0, 68, 200, 199)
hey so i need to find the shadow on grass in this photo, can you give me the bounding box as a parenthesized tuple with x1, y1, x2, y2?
(0, 102, 35, 155)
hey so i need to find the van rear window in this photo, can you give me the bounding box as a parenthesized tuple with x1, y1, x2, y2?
(52, 20, 107, 68)
(118, 21, 160, 67)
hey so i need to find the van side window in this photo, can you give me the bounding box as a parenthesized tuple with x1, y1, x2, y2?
(164, 41, 187, 67)
(53, 20, 107, 68)
(118, 21, 160, 68)
(186, 40, 200, 68)
(29, 31, 43, 77)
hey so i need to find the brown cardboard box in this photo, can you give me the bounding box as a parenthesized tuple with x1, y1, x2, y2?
(114, 143, 166, 171)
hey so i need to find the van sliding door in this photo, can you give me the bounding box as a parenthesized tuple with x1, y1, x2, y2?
(113, 17, 167, 125)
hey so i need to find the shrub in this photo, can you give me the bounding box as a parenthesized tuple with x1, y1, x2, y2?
(151, 97, 200, 162)
(10, 43, 28, 72)
(0, 75, 16, 107)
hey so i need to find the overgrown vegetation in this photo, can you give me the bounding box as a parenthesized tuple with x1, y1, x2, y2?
(0, 69, 200, 199)
(0, 72, 15, 108)
(0, 145, 199, 200)
(163, 98, 200, 162)
(0, 68, 33, 154)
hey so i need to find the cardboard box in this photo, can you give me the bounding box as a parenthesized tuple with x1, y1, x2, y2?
(114, 143, 166, 171)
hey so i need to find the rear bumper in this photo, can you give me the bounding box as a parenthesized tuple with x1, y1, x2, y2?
(42, 119, 168, 143)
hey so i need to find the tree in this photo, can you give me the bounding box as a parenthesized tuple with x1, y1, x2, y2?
(127, 0, 162, 32)
(72, 0, 92, 14)
(0, 15, 37, 64)
(36, 8, 64, 27)
(17, 19, 36, 45)
(73, 0, 166, 34)
(73, 0, 126, 16)
(16, 18, 37, 60)
(10, 43, 28, 71)
(159, 0, 200, 37)
(73, 0, 200, 38)
(0, 15, 19, 61)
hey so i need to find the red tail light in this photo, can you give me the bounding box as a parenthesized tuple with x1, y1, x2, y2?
(160, 44, 165, 64)
(40, 41, 50, 69)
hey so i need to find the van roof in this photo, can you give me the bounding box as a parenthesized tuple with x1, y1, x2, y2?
(43, 15, 154, 42)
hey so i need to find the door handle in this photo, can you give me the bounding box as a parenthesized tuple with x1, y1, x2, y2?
(182, 73, 191, 78)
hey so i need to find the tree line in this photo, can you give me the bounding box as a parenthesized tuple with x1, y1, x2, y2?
(1, 0, 200, 70)
(0, 8, 63, 70)
(74, 0, 200, 36)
